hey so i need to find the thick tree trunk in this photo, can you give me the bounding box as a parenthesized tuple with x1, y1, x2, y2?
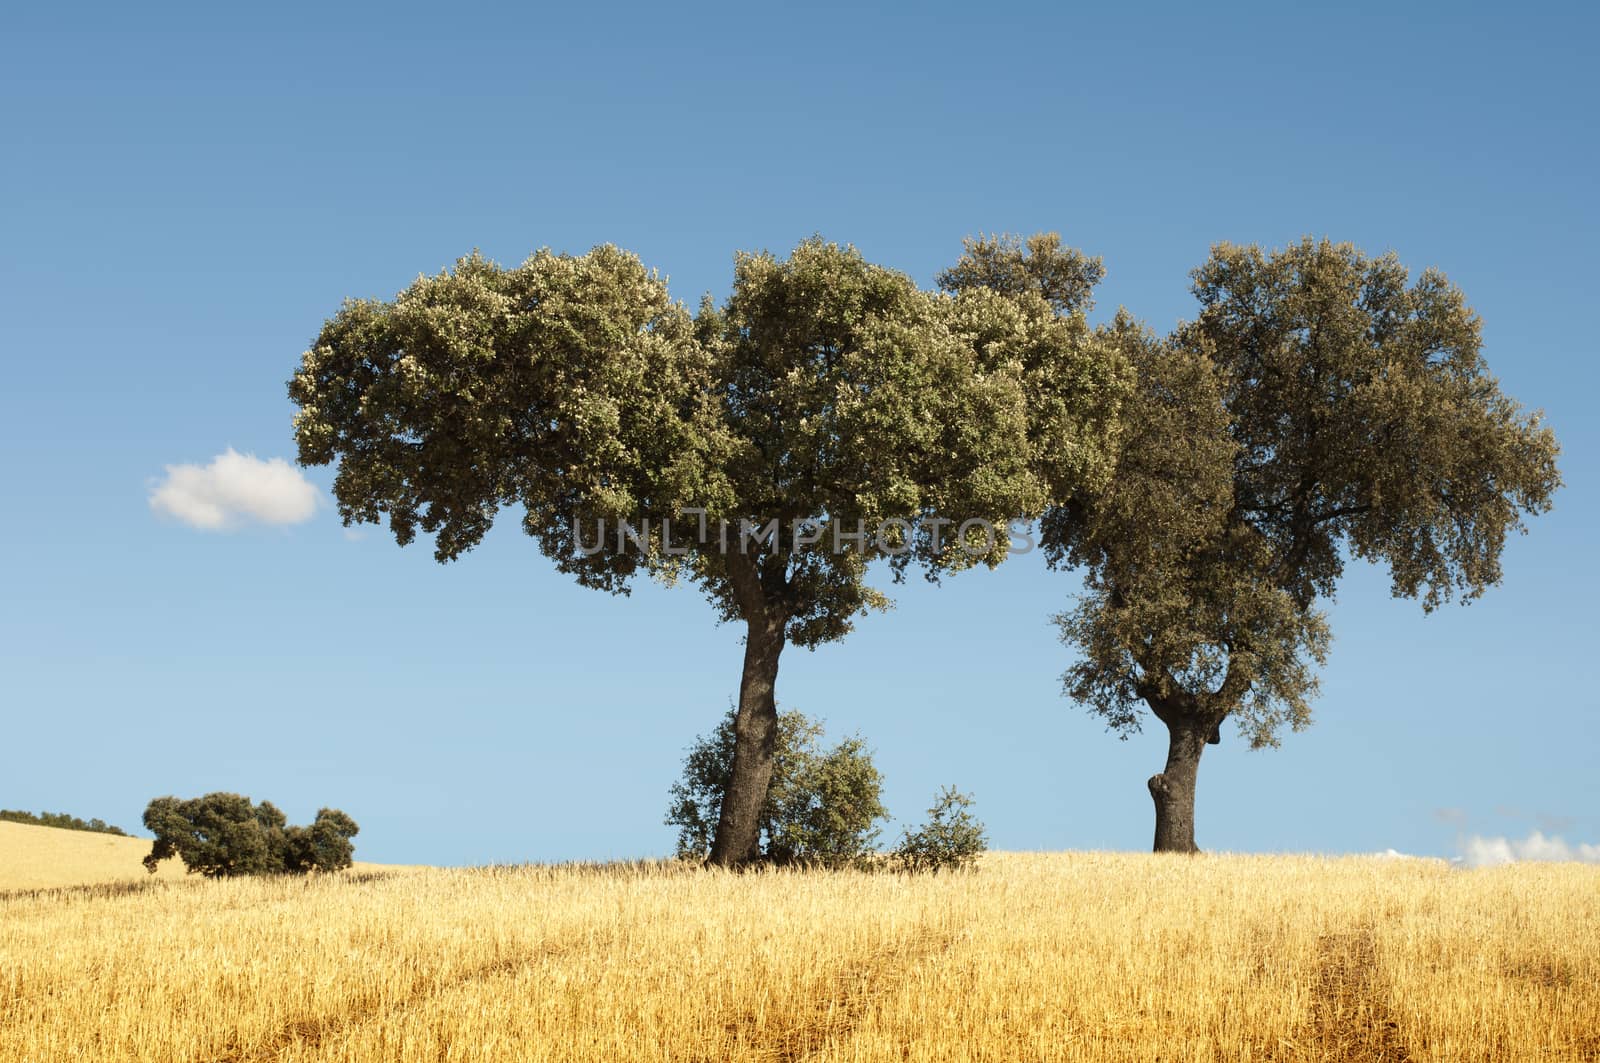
(1148, 718, 1209, 853)
(706, 610, 786, 867)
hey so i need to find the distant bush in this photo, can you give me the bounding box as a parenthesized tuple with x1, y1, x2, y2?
(142, 793, 358, 877)
(667, 705, 887, 868)
(0, 809, 128, 836)
(284, 808, 361, 874)
(893, 786, 988, 873)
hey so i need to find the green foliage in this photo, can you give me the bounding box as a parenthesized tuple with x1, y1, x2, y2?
(142, 794, 285, 877)
(666, 706, 887, 867)
(289, 235, 1132, 648)
(1052, 238, 1562, 748)
(936, 231, 1104, 317)
(893, 786, 989, 873)
(142, 794, 358, 877)
(284, 809, 361, 874)
(0, 809, 128, 836)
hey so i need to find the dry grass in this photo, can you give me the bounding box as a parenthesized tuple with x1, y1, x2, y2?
(0, 819, 190, 892)
(2, 845, 1595, 1062)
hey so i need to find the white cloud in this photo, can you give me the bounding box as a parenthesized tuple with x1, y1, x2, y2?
(149, 449, 320, 530)
(1459, 830, 1600, 869)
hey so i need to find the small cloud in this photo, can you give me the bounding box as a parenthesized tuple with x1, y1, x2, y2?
(1458, 830, 1600, 869)
(1536, 812, 1578, 833)
(1432, 807, 1468, 826)
(1375, 848, 1417, 859)
(149, 449, 319, 530)
(343, 527, 368, 543)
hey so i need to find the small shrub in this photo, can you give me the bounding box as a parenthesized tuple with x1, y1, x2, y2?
(666, 704, 887, 867)
(894, 785, 988, 873)
(142, 793, 358, 877)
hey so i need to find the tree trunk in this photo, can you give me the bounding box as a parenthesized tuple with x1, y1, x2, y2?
(1148, 718, 1209, 853)
(706, 610, 786, 867)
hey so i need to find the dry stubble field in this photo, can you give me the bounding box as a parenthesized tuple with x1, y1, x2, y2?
(1, 837, 1596, 1062)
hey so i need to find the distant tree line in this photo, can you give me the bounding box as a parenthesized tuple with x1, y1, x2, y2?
(1, 809, 128, 836)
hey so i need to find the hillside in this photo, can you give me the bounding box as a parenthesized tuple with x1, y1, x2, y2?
(0, 819, 394, 892)
(0, 819, 189, 891)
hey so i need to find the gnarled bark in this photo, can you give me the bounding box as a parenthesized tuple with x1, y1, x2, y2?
(1147, 717, 1211, 853)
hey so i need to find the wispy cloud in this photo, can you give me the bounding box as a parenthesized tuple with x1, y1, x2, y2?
(149, 449, 319, 530)
(1431, 807, 1468, 826)
(1458, 830, 1600, 869)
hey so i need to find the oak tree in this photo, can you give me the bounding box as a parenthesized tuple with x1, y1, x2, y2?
(143, 793, 359, 876)
(290, 235, 1130, 866)
(1048, 239, 1561, 852)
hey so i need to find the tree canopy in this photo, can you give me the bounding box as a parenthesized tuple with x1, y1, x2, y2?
(293, 236, 1126, 635)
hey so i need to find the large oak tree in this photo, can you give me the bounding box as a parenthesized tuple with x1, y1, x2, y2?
(291, 235, 1129, 865)
(1048, 238, 1561, 852)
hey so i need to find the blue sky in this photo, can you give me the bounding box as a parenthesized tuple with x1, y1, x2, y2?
(2, 2, 1595, 866)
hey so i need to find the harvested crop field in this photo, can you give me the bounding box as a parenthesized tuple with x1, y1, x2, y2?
(2, 850, 1596, 1061)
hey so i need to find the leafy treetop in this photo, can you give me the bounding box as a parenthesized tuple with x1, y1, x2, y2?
(291, 236, 1132, 648)
(1052, 238, 1561, 747)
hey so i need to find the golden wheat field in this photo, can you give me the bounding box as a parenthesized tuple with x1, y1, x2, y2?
(2, 832, 1597, 1063)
